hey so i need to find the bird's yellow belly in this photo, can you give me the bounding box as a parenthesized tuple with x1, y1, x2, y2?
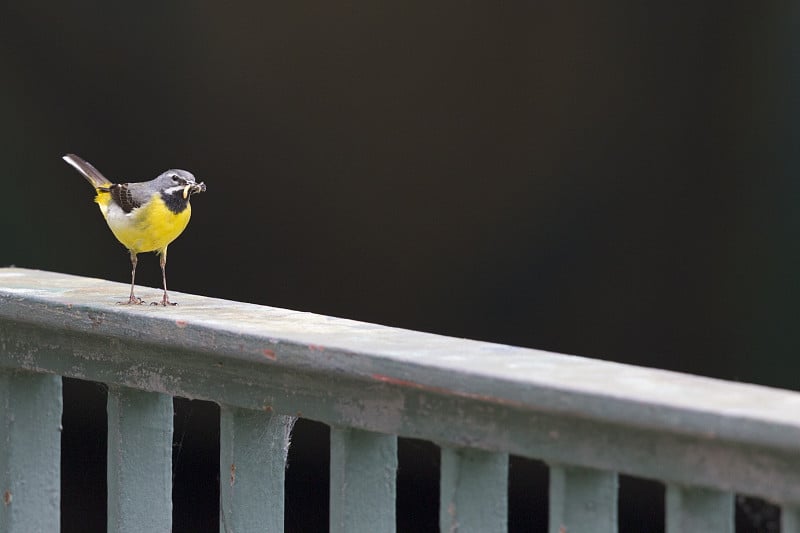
(98, 194, 192, 253)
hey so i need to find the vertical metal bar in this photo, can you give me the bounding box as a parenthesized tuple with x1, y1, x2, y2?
(0, 371, 62, 533)
(549, 465, 617, 533)
(107, 386, 173, 533)
(330, 427, 397, 533)
(219, 406, 296, 533)
(665, 484, 733, 533)
(440, 447, 508, 533)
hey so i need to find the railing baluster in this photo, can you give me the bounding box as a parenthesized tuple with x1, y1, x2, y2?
(330, 427, 397, 533)
(665, 484, 733, 533)
(548, 465, 617, 533)
(440, 447, 508, 533)
(783, 506, 800, 533)
(219, 406, 295, 533)
(0, 371, 62, 533)
(107, 386, 173, 533)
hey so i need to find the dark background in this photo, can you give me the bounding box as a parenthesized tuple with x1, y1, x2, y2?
(1, 2, 796, 532)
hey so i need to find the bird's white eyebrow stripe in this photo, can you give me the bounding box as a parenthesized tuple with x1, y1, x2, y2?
(163, 185, 186, 194)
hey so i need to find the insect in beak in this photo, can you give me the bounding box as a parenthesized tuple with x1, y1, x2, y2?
(183, 182, 206, 198)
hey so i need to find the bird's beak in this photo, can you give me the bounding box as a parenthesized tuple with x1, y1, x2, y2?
(183, 182, 207, 199)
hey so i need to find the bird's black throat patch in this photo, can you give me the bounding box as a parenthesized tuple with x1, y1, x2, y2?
(161, 189, 190, 214)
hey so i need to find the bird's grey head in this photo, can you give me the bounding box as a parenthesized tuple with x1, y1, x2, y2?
(155, 169, 207, 198)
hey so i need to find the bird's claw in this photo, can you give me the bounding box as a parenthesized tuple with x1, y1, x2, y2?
(117, 296, 144, 305)
(151, 298, 178, 306)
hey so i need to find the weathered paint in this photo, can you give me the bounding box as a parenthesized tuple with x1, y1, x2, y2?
(107, 386, 173, 532)
(0, 370, 61, 533)
(440, 447, 508, 533)
(2, 269, 800, 510)
(330, 427, 397, 533)
(219, 405, 295, 533)
(549, 465, 617, 533)
(665, 484, 733, 533)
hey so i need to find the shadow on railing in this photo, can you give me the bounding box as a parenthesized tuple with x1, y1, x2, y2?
(1, 267, 799, 532)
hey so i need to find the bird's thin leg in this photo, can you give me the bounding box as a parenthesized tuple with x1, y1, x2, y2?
(158, 247, 177, 306)
(119, 251, 142, 304)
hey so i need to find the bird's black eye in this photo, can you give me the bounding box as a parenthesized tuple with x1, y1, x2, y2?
(171, 175, 182, 183)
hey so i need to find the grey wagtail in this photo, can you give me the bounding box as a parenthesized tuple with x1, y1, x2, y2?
(63, 154, 206, 306)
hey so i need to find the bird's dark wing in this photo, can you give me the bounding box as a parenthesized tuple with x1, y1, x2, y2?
(110, 184, 141, 213)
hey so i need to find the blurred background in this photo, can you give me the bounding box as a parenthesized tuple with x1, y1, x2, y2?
(1, 2, 796, 532)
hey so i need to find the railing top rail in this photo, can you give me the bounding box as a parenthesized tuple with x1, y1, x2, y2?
(2, 267, 800, 503)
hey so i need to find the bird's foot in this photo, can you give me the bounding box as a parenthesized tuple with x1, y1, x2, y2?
(151, 296, 177, 306)
(117, 296, 144, 305)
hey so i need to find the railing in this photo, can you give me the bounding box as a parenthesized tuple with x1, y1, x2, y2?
(1, 267, 799, 532)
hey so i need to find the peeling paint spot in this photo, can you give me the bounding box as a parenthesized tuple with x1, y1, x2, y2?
(175, 320, 188, 328)
(262, 349, 277, 360)
(3, 490, 11, 505)
(230, 463, 236, 486)
(446, 503, 457, 532)
(87, 312, 104, 328)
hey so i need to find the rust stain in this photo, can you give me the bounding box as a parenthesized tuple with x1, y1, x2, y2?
(370, 373, 529, 409)
(262, 349, 277, 360)
(308, 344, 324, 352)
(263, 405, 273, 413)
(559, 526, 567, 533)
(3, 490, 11, 505)
(372, 374, 421, 388)
(175, 320, 188, 328)
(230, 463, 236, 486)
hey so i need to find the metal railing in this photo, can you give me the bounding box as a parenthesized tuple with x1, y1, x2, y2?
(1, 267, 799, 532)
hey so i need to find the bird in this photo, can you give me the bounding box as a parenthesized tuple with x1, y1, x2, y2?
(63, 154, 206, 306)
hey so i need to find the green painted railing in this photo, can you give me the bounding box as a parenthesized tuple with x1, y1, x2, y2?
(1, 267, 800, 532)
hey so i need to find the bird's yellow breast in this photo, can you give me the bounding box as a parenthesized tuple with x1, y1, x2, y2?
(95, 190, 192, 254)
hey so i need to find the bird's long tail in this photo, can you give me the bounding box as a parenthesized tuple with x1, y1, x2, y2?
(63, 154, 113, 189)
